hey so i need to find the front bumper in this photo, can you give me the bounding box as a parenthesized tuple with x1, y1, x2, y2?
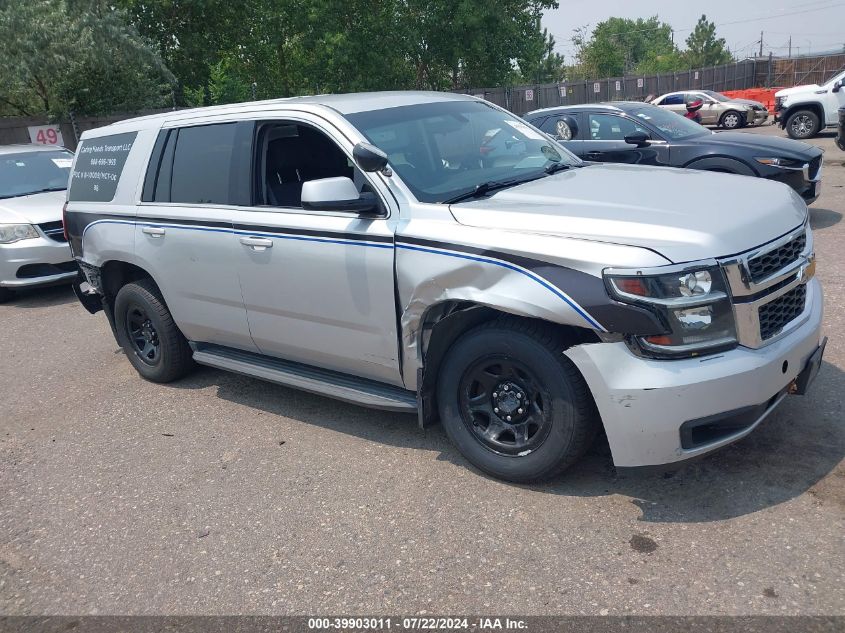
(751, 110, 769, 125)
(565, 278, 824, 467)
(0, 235, 75, 289)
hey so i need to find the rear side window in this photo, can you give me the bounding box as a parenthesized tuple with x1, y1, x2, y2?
(660, 94, 684, 105)
(170, 123, 237, 204)
(69, 132, 137, 202)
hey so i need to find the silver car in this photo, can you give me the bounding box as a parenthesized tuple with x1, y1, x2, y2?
(66, 92, 825, 482)
(651, 90, 760, 128)
(0, 144, 76, 302)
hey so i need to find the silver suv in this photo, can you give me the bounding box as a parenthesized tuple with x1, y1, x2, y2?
(66, 92, 825, 482)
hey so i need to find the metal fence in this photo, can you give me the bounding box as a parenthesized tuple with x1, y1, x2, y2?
(466, 53, 845, 116)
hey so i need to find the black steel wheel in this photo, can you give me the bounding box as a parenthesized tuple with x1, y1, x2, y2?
(437, 317, 599, 482)
(459, 355, 553, 456)
(114, 278, 194, 383)
(125, 302, 161, 366)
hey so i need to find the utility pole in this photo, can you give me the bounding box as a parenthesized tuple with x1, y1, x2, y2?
(759, 31, 764, 58)
(788, 36, 792, 58)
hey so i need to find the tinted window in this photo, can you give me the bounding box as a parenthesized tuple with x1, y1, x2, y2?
(68, 132, 136, 202)
(660, 94, 685, 105)
(538, 115, 578, 140)
(1, 149, 73, 200)
(170, 123, 237, 204)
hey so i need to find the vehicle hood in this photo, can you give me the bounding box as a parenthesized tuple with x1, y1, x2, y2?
(776, 84, 819, 97)
(0, 190, 65, 225)
(449, 164, 807, 264)
(731, 98, 766, 109)
(698, 131, 822, 158)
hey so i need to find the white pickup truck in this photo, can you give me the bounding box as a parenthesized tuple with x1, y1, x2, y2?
(775, 69, 845, 139)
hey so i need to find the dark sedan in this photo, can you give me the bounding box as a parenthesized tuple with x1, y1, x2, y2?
(525, 102, 824, 204)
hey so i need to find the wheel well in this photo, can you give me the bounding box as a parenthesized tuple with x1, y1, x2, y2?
(684, 157, 756, 177)
(100, 261, 158, 304)
(416, 302, 600, 428)
(784, 102, 824, 122)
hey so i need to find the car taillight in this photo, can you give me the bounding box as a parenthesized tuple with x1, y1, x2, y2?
(62, 202, 69, 241)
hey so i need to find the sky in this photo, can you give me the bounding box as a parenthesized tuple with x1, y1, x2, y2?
(543, 0, 845, 61)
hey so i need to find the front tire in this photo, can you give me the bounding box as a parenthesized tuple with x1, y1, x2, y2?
(786, 110, 820, 139)
(114, 278, 194, 383)
(719, 110, 742, 129)
(436, 318, 599, 482)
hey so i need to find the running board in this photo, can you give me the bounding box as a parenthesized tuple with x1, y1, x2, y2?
(191, 344, 417, 413)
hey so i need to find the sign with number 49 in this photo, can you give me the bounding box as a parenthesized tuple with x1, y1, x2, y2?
(28, 125, 64, 147)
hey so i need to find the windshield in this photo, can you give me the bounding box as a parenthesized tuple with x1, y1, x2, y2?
(345, 100, 581, 203)
(629, 105, 711, 140)
(703, 90, 730, 102)
(0, 149, 73, 199)
(824, 69, 845, 87)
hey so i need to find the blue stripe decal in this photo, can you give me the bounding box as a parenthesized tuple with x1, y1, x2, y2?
(397, 243, 606, 331)
(82, 219, 605, 331)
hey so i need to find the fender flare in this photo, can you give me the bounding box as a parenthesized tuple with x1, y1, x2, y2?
(684, 156, 758, 177)
(780, 101, 825, 128)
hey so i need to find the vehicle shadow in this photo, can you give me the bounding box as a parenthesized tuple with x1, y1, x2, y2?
(0, 284, 77, 309)
(172, 357, 844, 525)
(810, 207, 842, 230)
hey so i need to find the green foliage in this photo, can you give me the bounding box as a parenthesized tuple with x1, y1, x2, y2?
(571, 17, 679, 79)
(517, 27, 566, 84)
(0, 0, 174, 117)
(684, 15, 733, 68)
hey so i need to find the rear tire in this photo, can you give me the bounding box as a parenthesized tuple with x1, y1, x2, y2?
(114, 278, 194, 383)
(786, 110, 820, 139)
(0, 287, 12, 303)
(719, 110, 742, 129)
(436, 318, 599, 482)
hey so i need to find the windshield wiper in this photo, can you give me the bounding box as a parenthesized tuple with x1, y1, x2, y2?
(24, 187, 67, 195)
(544, 162, 572, 175)
(443, 179, 523, 204)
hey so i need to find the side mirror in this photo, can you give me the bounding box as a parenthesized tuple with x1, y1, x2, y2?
(833, 80, 843, 93)
(624, 131, 650, 147)
(353, 142, 389, 172)
(301, 177, 379, 214)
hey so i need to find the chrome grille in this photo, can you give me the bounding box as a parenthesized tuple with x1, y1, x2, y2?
(747, 233, 806, 282)
(758, 284, 807, 341)
(38, 221, 67, 243)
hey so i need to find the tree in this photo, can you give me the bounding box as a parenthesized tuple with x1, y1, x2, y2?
(570, 16, 681, 79)
(0, 0, 173, 118)
(517, 27, 566, 84)
(684, 15, 732, 68)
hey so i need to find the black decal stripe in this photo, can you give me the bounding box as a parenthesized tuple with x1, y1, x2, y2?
(397, 236, 664, 336)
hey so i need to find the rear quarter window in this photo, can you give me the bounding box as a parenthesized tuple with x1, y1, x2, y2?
(69, 132, 137, 202)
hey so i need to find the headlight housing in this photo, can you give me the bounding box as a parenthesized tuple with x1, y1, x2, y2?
(0, 224, 40, 244)
(605, 263, 737, 359)
(755, 157, 804, 168)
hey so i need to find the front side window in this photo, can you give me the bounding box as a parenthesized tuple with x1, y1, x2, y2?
(630, 105, 710, 140)
(2, 149, 73, 200)
(702, 90, 730, 103)
(256, 122, 364, 208)
(345, 101, 580, 203)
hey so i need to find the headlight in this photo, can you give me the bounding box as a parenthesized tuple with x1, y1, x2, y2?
(755, 157, 804, 168)
(0, 224, 40, 244)
(605, 264, 737, 359)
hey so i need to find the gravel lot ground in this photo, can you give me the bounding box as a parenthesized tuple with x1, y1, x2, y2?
(1, 123, 843, 616)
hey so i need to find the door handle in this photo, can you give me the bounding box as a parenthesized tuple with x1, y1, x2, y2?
(240, 236, 274, 251)
(141, 226, 166, 237)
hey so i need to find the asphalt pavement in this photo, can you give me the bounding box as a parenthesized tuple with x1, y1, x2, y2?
(1, 123, 843, 616)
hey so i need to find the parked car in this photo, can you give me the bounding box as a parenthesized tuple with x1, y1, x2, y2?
(0, 144, 76, 302)
(774, 69, 845, 139)
(837, 106, 845, 151)
(651, 90, 758, 128)
(66, 92, 824, 482)
(524, 102, 824, 204)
